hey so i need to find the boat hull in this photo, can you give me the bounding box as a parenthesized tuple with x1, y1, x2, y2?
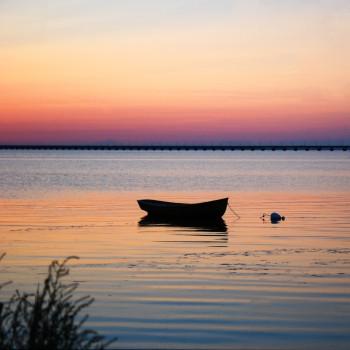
(137, 198, 228, 219)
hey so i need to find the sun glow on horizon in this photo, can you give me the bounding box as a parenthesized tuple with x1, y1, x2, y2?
(1, 0, 349, 144)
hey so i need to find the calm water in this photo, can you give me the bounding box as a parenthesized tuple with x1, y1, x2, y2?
(1, 150, 350, 349)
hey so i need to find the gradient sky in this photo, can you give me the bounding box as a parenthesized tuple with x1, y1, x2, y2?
(1, 0, 349, 144)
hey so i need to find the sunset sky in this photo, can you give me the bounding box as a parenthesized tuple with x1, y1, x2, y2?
(1, 0, 349, 145)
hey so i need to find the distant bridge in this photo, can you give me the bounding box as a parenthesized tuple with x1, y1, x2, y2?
(0, 144, 348, 151)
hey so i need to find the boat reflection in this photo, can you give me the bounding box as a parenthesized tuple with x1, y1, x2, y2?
(138, 215, 228, 233)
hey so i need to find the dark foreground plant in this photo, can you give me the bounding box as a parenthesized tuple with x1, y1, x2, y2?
(0, 254, 116, 350)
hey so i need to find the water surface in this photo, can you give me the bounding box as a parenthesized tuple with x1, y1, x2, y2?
(1, 150, 349, 349)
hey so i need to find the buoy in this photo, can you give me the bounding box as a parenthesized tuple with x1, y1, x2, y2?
(270, 212, 285, 222)
(261, 212, 285, 223)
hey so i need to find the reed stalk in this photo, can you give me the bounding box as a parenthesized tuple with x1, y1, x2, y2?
(0, 254, 116, 350)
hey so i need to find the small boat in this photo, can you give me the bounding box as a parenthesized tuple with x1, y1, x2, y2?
(137, 198, 228, 219)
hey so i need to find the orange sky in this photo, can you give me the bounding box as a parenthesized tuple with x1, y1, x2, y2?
(1, 0, 349, 144)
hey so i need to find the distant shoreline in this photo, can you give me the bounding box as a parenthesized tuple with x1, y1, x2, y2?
(0, 144, 348, 151)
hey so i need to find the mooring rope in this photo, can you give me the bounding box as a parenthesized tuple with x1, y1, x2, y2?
(228, 202, 240, 219)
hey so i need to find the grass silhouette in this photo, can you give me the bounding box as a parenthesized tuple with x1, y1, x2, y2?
(0, 254, 116, 349)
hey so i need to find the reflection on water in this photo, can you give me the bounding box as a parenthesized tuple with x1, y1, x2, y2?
(1, 150, 350, 197)
(139, 215, 228, 246)
(138, 215, 228, 233)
